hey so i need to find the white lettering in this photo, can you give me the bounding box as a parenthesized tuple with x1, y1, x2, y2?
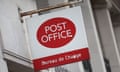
(65, 54, 81, 60)
(61, 31, 66, 38)
(41, 30, 73, 43)
(41, 59, 58, 65)
(40, 21, 74, 43)
(50, 24, 57, 32)
(66, 29, 73, 37)
(45, 26, 49, 34)
(41, 35, 48, 43)
(44, 22, 67, 33)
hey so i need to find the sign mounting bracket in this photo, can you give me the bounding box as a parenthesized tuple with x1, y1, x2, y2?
(20, 1, 82, 17)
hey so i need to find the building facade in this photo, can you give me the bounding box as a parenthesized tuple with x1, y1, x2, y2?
(0, 0, 120, 72)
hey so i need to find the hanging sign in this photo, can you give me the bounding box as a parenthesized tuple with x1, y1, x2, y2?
(26, 6, 90, 71)
(37, 17, 76, 48)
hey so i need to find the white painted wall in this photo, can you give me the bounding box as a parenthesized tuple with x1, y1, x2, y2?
(93, 8, 120, 72)
(48, 0, 68, 5)
(0, 30, 8, 72)
(48, 0, 69, 12)
(0, 0, 36, 59)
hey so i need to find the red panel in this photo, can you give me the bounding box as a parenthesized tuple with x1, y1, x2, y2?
(33, 48, 90, 71)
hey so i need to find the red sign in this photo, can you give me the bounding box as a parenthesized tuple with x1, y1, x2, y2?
(37, 17, 76, 48)
(33, 48, 89, 71)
